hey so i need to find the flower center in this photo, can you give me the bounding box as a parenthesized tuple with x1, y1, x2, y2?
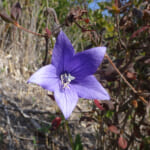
(60, 73, 75, 88)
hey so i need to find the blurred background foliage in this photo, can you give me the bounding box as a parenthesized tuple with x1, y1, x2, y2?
(0, 0, 150, 149)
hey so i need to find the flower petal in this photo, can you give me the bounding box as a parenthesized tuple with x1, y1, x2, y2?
(66, 47, 106, 79)
(54, 86, 78, 119)
(72, 75, 110, 100)
(28, 64, 59, 92)
(52, 31, 75, 75)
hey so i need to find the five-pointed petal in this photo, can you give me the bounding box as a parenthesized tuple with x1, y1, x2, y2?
(28, 30, 110, 119)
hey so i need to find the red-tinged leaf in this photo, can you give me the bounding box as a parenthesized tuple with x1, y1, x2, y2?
(108, 125, 120, 134)
(45, 28, 51, 37)
(11, 2, 21, 21)
(131, 26, 150, 39)
(126, 72, 136, 80)
(84, 18, 89, 24)
(118, 136, 128, 149)
(94, 99, 105, 111)
(51, 117, 61, 130)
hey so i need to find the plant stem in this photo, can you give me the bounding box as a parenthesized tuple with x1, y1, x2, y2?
(46, 0, 49, 8)
(14, 22, 45, 37)
(65, 120, 74, 149)
(105, 53, 148, 104)
(42, 36, 49, 65)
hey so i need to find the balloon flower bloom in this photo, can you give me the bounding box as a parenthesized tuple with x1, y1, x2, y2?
(28, 31, 110, 119)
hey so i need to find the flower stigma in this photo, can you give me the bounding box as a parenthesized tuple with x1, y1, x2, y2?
(60, 73, 75, 88)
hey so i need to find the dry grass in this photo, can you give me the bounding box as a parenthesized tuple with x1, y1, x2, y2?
(0, 23, 96, 149)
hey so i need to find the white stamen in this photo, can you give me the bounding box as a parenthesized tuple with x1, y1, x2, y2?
(60, 73, 75, 88)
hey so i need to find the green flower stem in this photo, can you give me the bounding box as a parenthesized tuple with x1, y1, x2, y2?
(50, 37, 54, 48)
(65, 120, 74, 149)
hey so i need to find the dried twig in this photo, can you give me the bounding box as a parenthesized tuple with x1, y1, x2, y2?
(42, 36, 49, 65)
(14, 22, 45, 37)
(105, 53, 148, 104)
(42, 8, 62, 65)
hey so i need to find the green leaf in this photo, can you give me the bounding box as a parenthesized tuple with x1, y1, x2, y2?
(73, 134, 83, 150)
(105, 110, 114, 118)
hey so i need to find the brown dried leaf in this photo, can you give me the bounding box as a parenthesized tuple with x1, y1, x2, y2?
(11, 2, 21, 21)
(126, 72, 136, 80)
(132, 100, 138, 108)
(65, 7, 87, 26)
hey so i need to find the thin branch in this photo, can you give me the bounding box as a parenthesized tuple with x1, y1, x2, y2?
(42, 36, 49, 65)
(105, 53, 148, 104)
(74, 21, 95, 32)
(14, 22, 45, 37)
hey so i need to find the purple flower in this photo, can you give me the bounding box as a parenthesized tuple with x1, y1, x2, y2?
(28, 31, 110, 119)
